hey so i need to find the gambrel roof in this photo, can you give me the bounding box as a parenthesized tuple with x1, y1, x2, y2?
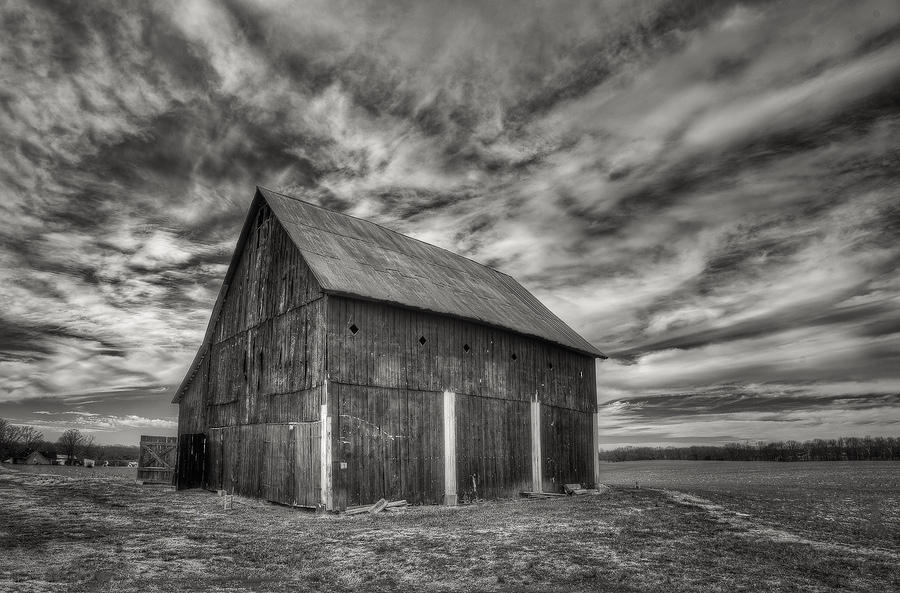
(174, 186, 604, 402)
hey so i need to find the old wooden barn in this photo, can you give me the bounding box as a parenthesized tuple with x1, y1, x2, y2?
(173, 186, 605, 510)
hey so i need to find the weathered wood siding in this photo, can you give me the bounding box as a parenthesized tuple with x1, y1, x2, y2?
(178, 203, 326, 432)
(540, 404, 594, 493)
(331, 383, 444, 507)
(326, 296, 597, 504)
(326, 296, 595, 408)
(137, 435, 177, 484)
(177, 356, 208, 436)
(177, 204, 327, 504)
(213, 204, 324, 342)
(455, 395, 531, 501)
(205, 423, 321, 507)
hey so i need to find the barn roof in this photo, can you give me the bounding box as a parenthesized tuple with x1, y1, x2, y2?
(173, 186, 604, 402)
(260, 186, 604, 357)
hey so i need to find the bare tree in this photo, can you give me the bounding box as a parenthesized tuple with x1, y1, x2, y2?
(82, 434, 98, 460)
(0, 418, 44, 460)
(18, 426, 43, 452)
(58, 428, 86, 464)
(0, 418, 12, 460)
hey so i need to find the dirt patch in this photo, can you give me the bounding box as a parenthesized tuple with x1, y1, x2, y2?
(658, 489, 900, 561)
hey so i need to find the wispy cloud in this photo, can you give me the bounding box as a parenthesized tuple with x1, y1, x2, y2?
(11, 410, 177, 436)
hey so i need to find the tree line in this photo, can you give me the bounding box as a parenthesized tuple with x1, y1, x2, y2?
(0, 418, 138, 465)
(599, 436, 900, 462)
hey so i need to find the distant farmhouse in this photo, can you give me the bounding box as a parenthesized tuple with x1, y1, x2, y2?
(23, 451, 51, 465)
(173, 187, 605, 510)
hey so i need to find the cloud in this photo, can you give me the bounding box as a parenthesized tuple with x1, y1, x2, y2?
(9, 410, 177, 435)
(595, 381, 900, 447)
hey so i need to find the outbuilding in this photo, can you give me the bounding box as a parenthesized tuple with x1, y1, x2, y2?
(173, 186, 605, 510)
(23, 451, 52, 465)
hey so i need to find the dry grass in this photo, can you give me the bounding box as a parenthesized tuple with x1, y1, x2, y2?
(599, 460, 900, 551)
(1, 463, 898, 592)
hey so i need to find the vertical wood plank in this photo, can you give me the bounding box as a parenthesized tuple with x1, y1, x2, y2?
(443, 390, 457, 505)
(592, 409, 601, 486)
(530, 399, 542, 493)
(320, 398, 332, 509)
(330, 382, 346, 511)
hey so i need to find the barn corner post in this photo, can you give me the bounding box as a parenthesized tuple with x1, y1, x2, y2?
(442, 390, 457, 506)
(592, 403, 601, 487)
(320, 400, 331, 511)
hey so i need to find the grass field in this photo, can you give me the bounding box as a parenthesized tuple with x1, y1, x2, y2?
(599, 460, 900, 552)
(1, 461, 898, 592)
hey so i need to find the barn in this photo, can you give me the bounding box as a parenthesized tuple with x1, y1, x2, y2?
(173, 186, 605, 510)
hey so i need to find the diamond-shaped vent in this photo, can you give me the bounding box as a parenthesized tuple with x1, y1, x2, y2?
(463, 344, 470, 353)
(548, 362, 553, 370)
(349, 324, 359, 335)
(418, 336, 427, 346)
(511, 353, 518, 361)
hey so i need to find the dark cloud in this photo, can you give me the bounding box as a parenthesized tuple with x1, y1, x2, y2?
(609, 389, 900, 419)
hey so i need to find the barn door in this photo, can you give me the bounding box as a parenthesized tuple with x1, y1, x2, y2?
(205, 424, 320, 507)
(291, 422, 321, 507)
(263, 424, 294, 503)
(540, 405, 593, 493)
(137, 435, 177, 484)
(176, 433, 206, 490)
(264, 423, 320, 507)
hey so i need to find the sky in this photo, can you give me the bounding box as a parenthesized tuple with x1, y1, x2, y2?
(1, 0, 898, 447)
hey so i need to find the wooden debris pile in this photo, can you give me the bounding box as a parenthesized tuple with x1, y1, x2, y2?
(521, 484, 610, 499)
(520, 491, 567, 499)
(563, 483, 607, 496)
(345, 498, 408, 515)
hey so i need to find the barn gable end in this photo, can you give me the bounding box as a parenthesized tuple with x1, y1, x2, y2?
(175, 195, 328, 503)
(174, 187, 604, 509)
